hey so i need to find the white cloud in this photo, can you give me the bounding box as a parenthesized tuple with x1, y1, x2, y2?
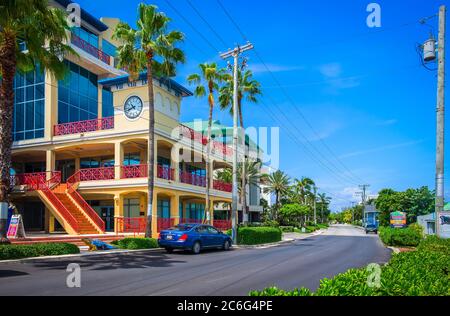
(319, 63, 342, 78)
(339, 140, 424, 159)
(249, 63, 304, 74)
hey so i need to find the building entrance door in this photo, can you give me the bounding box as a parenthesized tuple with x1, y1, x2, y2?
(56, 159, 75, 182)
(100, 206, 114, 232)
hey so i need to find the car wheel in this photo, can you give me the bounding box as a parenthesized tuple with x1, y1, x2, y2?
(191, 241, 201, 254)
(223, 240, 231, 251)
(165, 247, 173, 253)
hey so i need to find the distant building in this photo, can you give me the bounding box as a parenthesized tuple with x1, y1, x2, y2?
(417, 213, 436, 235)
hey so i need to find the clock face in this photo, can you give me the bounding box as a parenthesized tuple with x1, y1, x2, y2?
(124, 96, 143, 119)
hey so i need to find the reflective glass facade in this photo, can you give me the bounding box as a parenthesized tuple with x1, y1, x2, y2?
(58, 61, 98, 124)
(13, 65, 45, 141)
(102, 88, 114, 118)
(72, 27, 99, 48)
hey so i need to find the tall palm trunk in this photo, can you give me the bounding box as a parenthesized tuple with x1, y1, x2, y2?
(146, 56, 155, 238)
(238, 101, 247, 224)
(0, 33, 16, 243)
(205, 85, 214, 225)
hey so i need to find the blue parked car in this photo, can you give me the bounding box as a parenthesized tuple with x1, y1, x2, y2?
(158, 223, 232, 254)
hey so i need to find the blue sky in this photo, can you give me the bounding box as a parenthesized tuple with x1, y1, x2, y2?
(77, 0, 450, 211)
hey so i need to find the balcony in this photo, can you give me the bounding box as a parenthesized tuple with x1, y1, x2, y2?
(71, 33, 111, 65)
(121, 164, 175, 181)
(180, 171, 206, 188)
(179, 124, 233, 158)
(77, 167, 115, 181)
(54, 117, 114, 136)
(213, 180, 232, 193)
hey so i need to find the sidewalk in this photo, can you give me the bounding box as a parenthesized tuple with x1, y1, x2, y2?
(234, 229, 326, 249)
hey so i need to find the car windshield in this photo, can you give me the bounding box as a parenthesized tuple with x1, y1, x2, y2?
(168, 224, 195, 231)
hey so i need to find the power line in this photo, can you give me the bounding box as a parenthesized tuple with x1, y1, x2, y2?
(214, 0, 364, 185)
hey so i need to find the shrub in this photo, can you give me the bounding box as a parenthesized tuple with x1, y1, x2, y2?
(0, 243, 80, 260)
(379, 226, 423, 247)
(305, 226, 318, 233)
(262, 220, 280, 228)
(280, 226, 295, 233)
(114, 238, 158, 250)
(250, 236, 450, 296)
(237, 227, 282, 245)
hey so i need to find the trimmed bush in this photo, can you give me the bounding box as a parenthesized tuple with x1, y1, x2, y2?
(379, 225, 423, 247)
(0, 243, 80, 260)
(280, 226, 295, 233)
(262, 220, 280, 228)
(250, 236, 450, 296)
(237, 227, 282, 245)
(113, 238, 158, 250)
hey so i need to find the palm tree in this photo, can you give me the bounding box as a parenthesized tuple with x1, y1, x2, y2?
(293, 177, 315, 204)
(318, 192, 331, 223)
(0, 0, 74, 243)
(187, 63, 225, 224)
(215, 168, 232, 184)
(113, 4, 185, 238)
(263, 170, 290, 220)
(219, 69, 261, 223)
(237, 159, 261, 196)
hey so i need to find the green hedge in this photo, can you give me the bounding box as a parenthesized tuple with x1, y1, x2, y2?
(280, 226, 295, 233)
(250, 236, 450, 296)
(379, 225, 423, 247)
(0, 243, 80, 260)
(111, 238, 158, 250)
(237, 227, 282, 245)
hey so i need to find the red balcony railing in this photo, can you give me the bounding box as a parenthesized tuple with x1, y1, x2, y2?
(213, 180, 232, 192)
(70, 167, 115, 182)
(54, 116, 114, 136)
(157, 165, 175, 181)
(214, 220, 232, 231)
(179, 124, 233, 158)
(115, 217, 146, 234)
(121, 164, 147, 179)
(157, 218, 175, 231)
(180, 171, 206, 187)
(71, 33, 111, 64)
(13, 171, 61, 191)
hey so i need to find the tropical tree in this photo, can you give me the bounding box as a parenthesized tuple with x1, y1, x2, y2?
(263, 170, 290, 220)
(113, 4, 184, 237)
(293, 177, 315, 205)
(187, 63, 225, 224)
(219, 69, 261, 223)
(215, 167, 232, 184)
(0, 0, 74, 243)
(237, 159, 261, 197)
(279, 203, 310, 227)
(317, 193, 331, 223)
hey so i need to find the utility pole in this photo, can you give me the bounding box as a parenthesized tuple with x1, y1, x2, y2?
(220, 42, 254, 245)
(435, 5, 446, 238)
(358, 185, 370, 225)
(313, 186, 317, 225)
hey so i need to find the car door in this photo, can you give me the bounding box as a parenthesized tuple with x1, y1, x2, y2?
(206, 226, 222, 247)
(196, 225, 211, 247)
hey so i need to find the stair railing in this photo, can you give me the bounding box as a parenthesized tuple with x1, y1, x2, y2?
(67, 171, 106, 232)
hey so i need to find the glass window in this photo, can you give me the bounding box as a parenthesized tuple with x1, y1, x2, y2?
(13, 67, 45, 141)
(102, 39, 117, 57)
(72, 27, 99, 48)
(124, 153, 140, 166)
(102, 88, 114, 118)
(157, 199, 170, 219)
(58, 60, 98, 124)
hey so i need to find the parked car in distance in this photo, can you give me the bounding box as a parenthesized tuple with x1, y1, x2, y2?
(158, 223, 233, 254)
(365, 223, 378, 234)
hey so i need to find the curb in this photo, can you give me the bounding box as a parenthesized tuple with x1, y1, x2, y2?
(0, 248, 164, 264)
(234, 229, 326, 249)
(386, 246, 400, 254)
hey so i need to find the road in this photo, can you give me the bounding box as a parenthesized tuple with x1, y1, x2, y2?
(0, 225, 391, 296)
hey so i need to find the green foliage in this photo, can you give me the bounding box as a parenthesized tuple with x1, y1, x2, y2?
(237, 227, 282, 245)
(262, 220, 280, 228)
(279, 203, 309, 226)
(379, 226, 423, 247)
(375, 187, 434, 226)
(113, 238, 159, 250)
(250, 237, 450, 296)
(0, 243, 79, 260)
(280, 226, 295, 232)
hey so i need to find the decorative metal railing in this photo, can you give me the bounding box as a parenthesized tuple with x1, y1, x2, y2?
(157, 218, 175, 231)
(115, 217, 146, 235)
(213, 220, 232, 231)
(213, 180, 232, 192)
(180, 171, 206, 187)
(67, 170, 107, 232)
(179, 124, 233, 158)
(53, 116, 114, 136)
(13, 171, 61, 191)
(71, 33, 111, 64)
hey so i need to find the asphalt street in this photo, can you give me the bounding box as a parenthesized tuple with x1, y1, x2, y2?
(0, 225, 391, 296)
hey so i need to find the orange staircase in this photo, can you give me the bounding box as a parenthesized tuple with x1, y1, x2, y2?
(18, 171, 105, 235)
(53, 193, 99, 234)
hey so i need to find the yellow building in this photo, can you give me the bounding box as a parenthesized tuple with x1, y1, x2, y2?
(10, 1, 237, 238)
